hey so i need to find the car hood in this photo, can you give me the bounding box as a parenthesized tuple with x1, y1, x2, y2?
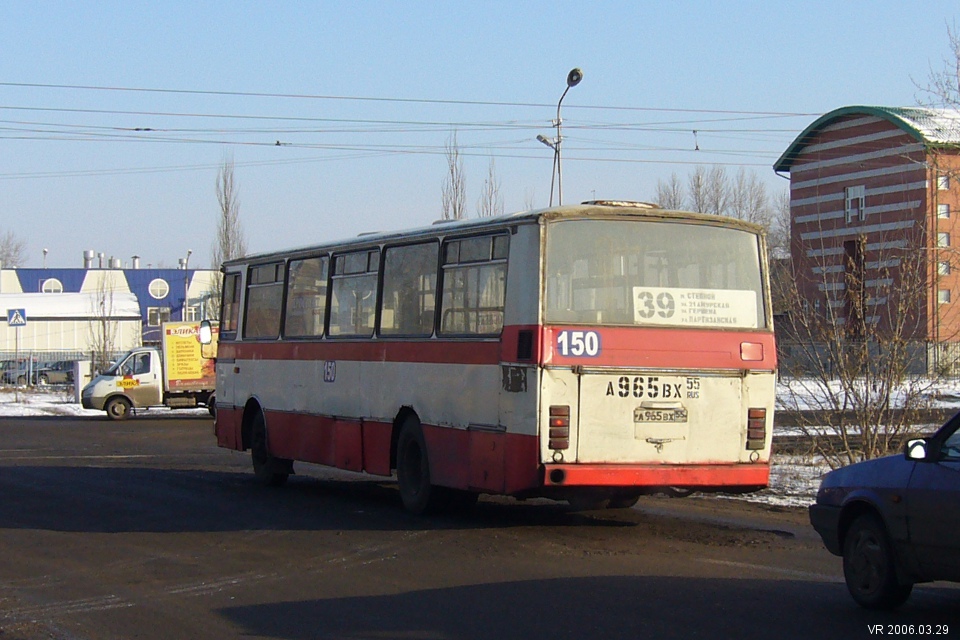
(816, 454, 915, 505)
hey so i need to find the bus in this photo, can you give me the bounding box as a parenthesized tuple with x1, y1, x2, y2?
(208, 201, 776, 514)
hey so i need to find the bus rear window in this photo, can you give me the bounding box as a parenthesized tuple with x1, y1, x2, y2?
(544, 219, 766, 329)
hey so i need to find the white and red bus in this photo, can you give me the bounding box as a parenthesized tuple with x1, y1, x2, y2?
(209, 201, 776, 513)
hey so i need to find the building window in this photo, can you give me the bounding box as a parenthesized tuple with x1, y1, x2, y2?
(184, 305, 200, 322)
(939, 232, 951, 248)
(148, 306, 172, 326)
(41, 278, 63, 293)
(939, 289, 952, 304)
(939, 261, 952, 276)
(939, 204, 951, 219)
(149, 278, 170, 300)
(844, 185, 866, 223)
(939, 174, 951, 190)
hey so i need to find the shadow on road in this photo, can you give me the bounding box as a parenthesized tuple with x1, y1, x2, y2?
(217, 575, 960, 640)
(0, 463, 801, 546)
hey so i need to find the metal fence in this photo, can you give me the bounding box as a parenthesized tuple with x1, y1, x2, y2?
(777, 341, 960, 378)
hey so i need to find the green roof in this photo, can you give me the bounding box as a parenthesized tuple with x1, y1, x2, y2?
(774, 105, 960, 173)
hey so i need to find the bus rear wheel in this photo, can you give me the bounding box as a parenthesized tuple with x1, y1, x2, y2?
(396, 419, 449, 515)
(251, 413, 290, 487)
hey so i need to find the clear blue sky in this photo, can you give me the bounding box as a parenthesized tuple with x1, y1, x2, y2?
(1, 1, 958, 268)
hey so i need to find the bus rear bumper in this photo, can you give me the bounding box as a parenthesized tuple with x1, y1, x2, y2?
(542, 462, 770, 491)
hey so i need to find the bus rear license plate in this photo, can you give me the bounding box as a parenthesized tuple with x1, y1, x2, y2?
(634, 408, 688, 423)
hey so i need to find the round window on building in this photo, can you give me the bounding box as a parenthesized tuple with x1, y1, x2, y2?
(149, 278, 170, 300)
(41, 278, 63, 293)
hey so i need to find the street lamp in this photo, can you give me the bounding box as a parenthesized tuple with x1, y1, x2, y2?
(538, 68, 583, 207)
(183, 249, 193, 320)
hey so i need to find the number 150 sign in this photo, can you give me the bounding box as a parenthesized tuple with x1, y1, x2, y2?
(556, 330, 602, 357)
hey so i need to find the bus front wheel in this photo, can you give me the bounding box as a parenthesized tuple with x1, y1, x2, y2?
(396, 419, 448, 515)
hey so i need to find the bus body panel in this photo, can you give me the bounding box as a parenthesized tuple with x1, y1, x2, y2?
(210, 203, 777, 505)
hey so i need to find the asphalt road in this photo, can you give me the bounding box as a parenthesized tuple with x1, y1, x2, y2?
(0, 414, 958, 640)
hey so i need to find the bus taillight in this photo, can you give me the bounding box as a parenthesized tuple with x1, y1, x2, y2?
(549, 405, 570, 450)
(746, 408, 766, 450)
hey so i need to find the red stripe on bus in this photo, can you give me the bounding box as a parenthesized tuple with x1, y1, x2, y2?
(543, 326, 776, 370)
(217, 340, 501, 365)
(216, 325, 774, 370)
(215, 406, 543, 493)
(543, 462, 770, 488)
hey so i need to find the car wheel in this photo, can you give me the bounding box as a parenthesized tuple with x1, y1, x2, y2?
(250, 412, 289, 487)
(842, 513, 913, 609)
(105, 396, 133, 421)
(38, 374, 49, 385)
(396, 418, 449, 515)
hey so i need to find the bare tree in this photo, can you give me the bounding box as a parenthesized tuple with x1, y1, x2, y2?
(727, 168, 770, 225)
(209, 155, 248, 318)
(523, 188, 537, 211)
(88, 275, 119, 373)
(768, 189, 792, 259)
(687, 165, 710, 213)
(0, 230, 27, 267)
(441, 131, 467, 220)
(919, 22, 960, 109)
(704, 165, 729, 216)
(476, 158, 504, 218)
(776, 225, 950, 468)
(655, 173, 685, 209)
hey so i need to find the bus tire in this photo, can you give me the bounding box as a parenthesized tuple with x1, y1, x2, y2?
(251, 412, 290, 487)
(396, 419, 448, 515)
(208, 395, 216, 418)
(607, 494, 640, 509)
(105, 396, 132, 421)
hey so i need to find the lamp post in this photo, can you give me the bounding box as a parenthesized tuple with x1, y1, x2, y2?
(183, 249, 192, 321)
(538, 68, 583, 207)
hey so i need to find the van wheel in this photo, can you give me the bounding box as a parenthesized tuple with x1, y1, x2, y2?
(251, 412, 289, 487)
(396, 418, 449, 515)
(843, 514, 913, 609)
(207, 396, 216, 418)
(105, 396, 132, 421)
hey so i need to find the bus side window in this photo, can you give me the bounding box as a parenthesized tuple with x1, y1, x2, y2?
(221, 272, 242, 335)
(284, 256, 328, 338)
(329, 250, 378, 337)
(244, 263, 284, 339)
(439, 234, 508, 336)
(380, 242, 439, 336)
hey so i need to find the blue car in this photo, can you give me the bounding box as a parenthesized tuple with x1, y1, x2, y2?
(809, 413, 960, 609)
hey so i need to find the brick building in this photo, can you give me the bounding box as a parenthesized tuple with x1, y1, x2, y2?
(774, 106, 960, 355)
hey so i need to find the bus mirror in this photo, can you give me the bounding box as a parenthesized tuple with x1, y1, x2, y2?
(199, 320, 213, 345)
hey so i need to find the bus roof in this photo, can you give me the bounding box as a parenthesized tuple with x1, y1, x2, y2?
(225, 201, 766, 268)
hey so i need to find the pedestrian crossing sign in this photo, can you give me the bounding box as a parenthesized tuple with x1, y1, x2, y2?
(7, 309, 27, 327)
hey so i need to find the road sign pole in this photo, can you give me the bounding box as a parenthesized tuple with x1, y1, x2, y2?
(14, 326, 19, 403)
